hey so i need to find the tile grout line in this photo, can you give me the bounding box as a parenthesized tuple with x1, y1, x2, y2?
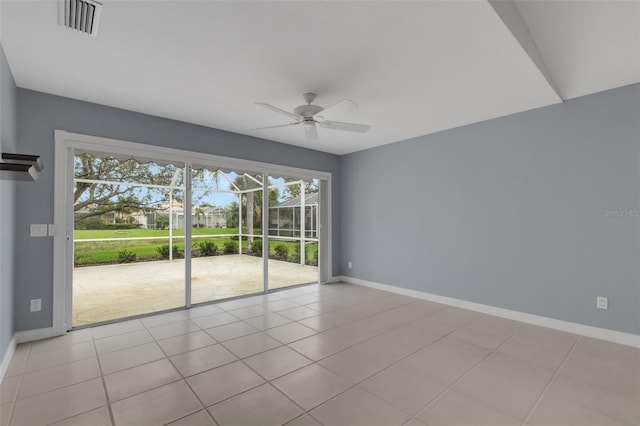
(316, 303, 475, 366)
(161, 307, 324, 420)
(12, 328, 196, 424)
(90, 333, 117, 426)
(406, 322, 530, 423)
(199, 293, 432, 423)
(10, 294, 324, 425)
(15, 337, 95, 376)
(276, 309, 486, 422)
(168, 321, 312, 423)
(95, 317, 207, 423)
(142, 313, 213, 425)
(9, 337, 101, 424)
(291, 326, 456, 422)
(119, 284, 336, 421)
(152, 308, 297, 425)
(177, 374, 220, 426)
(236, 356, 310, 420)
(5, 342, 31, 426)
(521, 335, 581, 426)
(112, 301, 299, 422)
(123, 314, 217, 424)
(3, 402, 15, 426)
(13, 369, 103, 403)
(284, 301, 451, 363)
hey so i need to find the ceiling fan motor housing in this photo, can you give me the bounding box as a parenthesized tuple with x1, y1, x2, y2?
(293, 104, 323, 118)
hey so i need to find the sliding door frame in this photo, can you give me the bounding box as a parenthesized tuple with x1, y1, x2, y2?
(54, 130, 332, 332)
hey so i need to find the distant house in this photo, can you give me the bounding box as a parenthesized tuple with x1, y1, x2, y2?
(73, 205, 94, 223)
(130, 203, 225, 229)
(202, 206, 226, 228)
(269, 192, 318, 238)
(130, 200, 185, 229)
(74, 204, 132, 227)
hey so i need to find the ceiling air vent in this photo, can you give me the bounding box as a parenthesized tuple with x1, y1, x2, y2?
(58, 0, 102, 37)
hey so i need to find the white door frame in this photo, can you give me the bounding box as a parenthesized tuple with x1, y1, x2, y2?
(53, 130, 332, 331)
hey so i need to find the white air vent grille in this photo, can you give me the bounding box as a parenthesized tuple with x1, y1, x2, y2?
(58, 0, 102, 37)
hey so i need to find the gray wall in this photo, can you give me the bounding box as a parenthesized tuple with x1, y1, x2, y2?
(0, 44, 17, 357)
(15, 89, 341, 332)
(341, 84, 640, 335)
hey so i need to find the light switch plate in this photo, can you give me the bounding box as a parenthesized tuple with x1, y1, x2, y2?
(48, 224, 57, 236)
(30, 224, 48, 237)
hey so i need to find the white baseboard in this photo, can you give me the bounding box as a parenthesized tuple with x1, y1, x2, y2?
(336, 276, 640, 348)
(1, 335, 16, 384)
(15, 327, 64, 344)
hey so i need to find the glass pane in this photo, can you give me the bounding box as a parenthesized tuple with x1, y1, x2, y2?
(190, 168, 264, 304)
(267, 176, 319, 290)
(74, 153, 183, 187)
(72, 156, 185, 326)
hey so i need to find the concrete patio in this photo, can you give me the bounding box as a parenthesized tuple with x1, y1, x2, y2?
(72, 254, 318, 326)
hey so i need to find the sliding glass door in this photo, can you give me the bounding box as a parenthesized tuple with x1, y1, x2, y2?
(267, 175, 319, 290)
(66, 140, 326, 327)
(190, 167, 265, 305)
(72, 153, 186, 326)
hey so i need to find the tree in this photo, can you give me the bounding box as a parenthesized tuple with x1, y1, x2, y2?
(194, 206, 206, 228)
(233, 175, 259, 245)
(155, 215, 170, 230)
(103, 195, 141, 224)
(232, 175, 279, 245)
(282, 179, 318, 201)
(74, 154, 177, 223)
(225, 202, 239, 228)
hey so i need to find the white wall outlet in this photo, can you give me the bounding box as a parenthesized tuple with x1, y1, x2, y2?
(596, 296, 608, 310)
(348, 261, 352, 269)
(48, 224, 58, 236)
(30, 224, 48, 237)
(30, 298, 42, 312)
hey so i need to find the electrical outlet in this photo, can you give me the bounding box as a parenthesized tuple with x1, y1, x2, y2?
(596, 296, 608, 310)
(48, 224, 58, 236)
(30, 298, 42, 312)
(348, 261, 352, 269)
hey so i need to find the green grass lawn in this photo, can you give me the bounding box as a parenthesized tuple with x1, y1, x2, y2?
(74, 227, 241, 239)
(74, 232, 318, 267)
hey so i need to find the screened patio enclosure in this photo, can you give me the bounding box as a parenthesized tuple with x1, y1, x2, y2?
(87, 166, 320, 261)
(72, 151, 321, 326)
(269, 192, 319, 239)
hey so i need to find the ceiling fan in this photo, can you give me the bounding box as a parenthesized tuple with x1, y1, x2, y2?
(253, 93, 371, 141)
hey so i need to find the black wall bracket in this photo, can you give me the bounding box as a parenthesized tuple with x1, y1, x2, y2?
(0, 153, 44, 181)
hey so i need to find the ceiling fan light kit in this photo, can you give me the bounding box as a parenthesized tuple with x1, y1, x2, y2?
(253, 93, 371, 141)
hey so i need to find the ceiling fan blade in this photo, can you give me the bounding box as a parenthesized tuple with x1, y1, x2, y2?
(304, 125, 318, 141)
(319, 120, 371, 133)
(313, 99, 358, 122)
(251, 123, 297, 131)
(255, 102, 301, 120)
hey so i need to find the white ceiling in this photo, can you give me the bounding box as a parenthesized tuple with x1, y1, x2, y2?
(1, 1, 638, 155)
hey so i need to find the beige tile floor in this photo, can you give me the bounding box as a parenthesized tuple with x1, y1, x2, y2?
(2, 282, 639, 426)
(73, 255, 318, 326)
